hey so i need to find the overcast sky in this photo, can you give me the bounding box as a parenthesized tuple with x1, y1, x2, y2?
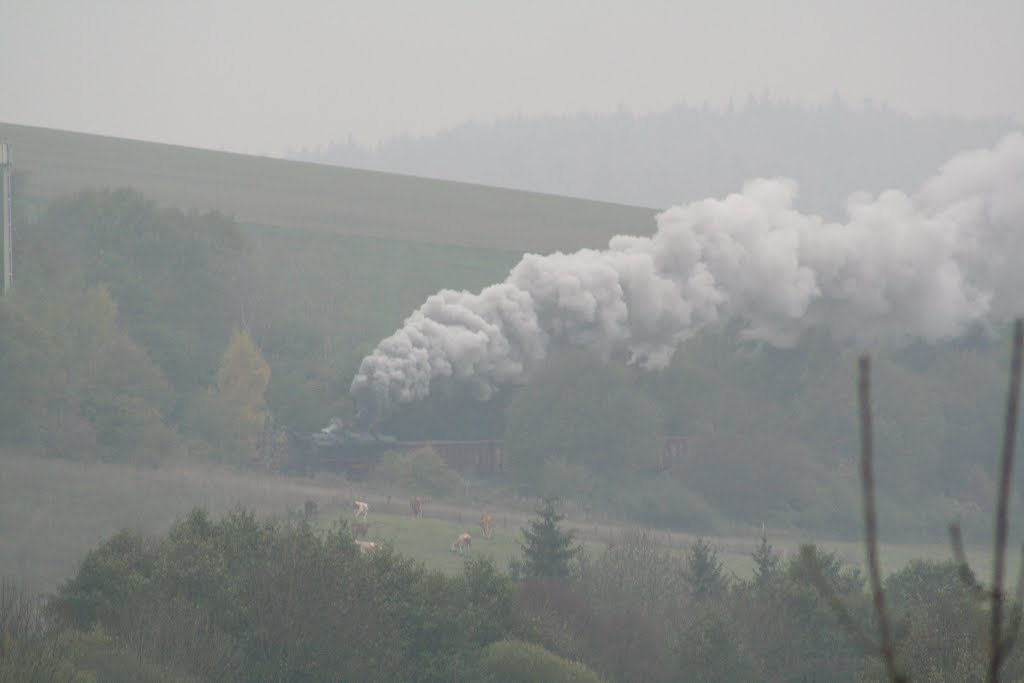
(2, 1, 1022, 156)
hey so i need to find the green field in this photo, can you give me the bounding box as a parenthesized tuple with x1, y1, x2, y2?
(6, 447, 1013, 594)
(0, 121, 655, 253)
(333, 510, 525, 575)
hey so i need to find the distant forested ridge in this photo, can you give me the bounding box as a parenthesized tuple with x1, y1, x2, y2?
(298, 96, 1017, 217)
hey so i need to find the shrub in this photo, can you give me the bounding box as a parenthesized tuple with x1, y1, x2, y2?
(476, 639, 607, 683)
(604, 476, 718, 532)
(371, 447, 462, 497)
(0, 580, 93, 683)
(539, 457, 595, 501)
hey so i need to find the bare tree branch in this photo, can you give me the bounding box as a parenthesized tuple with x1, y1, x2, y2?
(989, 319, 1024, 682)
(1001, 544, 1024, 657)
(858, 356, 905, 683)
(801, 546, 878, 653)
(948, 522, 985, 599)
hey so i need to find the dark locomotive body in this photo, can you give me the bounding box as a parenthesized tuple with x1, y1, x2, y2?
(285, 419, 398, 478)
(286, 419, 686, 480)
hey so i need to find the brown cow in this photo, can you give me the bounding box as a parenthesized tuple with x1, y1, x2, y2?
(352, 520, 370, 539)
(450, 533, 472, 555)
(410, 496, 422, 518)
(479, 514, 495, 539)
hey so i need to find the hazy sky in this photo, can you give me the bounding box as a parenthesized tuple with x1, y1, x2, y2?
(3, 1, 1022, 156)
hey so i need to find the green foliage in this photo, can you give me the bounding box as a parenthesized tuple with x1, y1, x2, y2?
(511, 497, 581, 581)
(603, 475, 718, 532)
(476, 639, 607, 683)
(753, 545, 869, 681)
(371, 446, 462, 497)
(52, 507, 518, 682)
(885, 559, 972, 619)
(504, 353, 664, 491)
(750, 534, 781, 590)
(539, 457, 596, 501)
(674, 609, 757, 683)
(1, 276, 182, 464)
(69, 627, 207, 683)
(0, 298, 59, 444)
(18, 188, 244, 397)
(579, 530, 686, 617)
(683, 538, 728, 601)
(52, 529, 155, 631)
(880, 559, 992, 680)
(188, 328, 277, 465)
(0, 580, 94, 683)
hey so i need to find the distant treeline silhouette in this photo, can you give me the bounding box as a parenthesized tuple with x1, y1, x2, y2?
(298, 95, 1017, 218)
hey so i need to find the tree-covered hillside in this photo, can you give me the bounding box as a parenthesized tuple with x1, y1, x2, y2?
(1, 186, 1018, 541)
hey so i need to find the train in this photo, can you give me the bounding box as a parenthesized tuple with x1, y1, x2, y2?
(285, 418, 689, 479)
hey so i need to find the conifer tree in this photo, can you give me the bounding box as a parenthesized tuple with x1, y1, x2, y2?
(684, 537, 727, 600)
(511, 497, 580, 580)
(751, 533, 780, 589)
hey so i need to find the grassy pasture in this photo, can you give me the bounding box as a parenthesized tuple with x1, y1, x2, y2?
(4, 448, 1013, 593)
(337, 510, 525, 575)
(0, 121, 656, 253)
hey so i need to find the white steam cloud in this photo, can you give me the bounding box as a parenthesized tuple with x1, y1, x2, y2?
(352, 133, 1024, 422)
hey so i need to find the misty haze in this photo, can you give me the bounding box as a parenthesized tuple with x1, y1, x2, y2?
(3, 2, 1024, 681)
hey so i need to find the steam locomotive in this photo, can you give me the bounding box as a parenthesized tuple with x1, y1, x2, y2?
(284, 418, 505, 479)
(284, 418, 685, 480)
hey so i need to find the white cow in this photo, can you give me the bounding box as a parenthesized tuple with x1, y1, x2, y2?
(353, 500, 369, 520)
(355, 539, 380, 554)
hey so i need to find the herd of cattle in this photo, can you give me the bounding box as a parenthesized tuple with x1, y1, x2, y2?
(328, 496, 496, 557)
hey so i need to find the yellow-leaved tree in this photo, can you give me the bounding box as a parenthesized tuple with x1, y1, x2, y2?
(195, 327, 277, 463)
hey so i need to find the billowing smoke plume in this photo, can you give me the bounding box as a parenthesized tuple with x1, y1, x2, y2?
(352, 133, 1024, 422)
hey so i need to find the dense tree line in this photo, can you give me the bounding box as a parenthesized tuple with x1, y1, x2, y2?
(4, 504, 1019, 681)
(0, 189, 284, 466)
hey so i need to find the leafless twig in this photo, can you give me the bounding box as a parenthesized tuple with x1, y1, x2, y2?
(1001, 544, 1024, 657)
(948, 522, 985, 599)
(858, 356, 905, 683)
(801, 545, 877, 652)
(989, 319, 1024, 682)
(806, 357, 906, 682)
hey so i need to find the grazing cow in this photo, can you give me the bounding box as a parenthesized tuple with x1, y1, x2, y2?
(303, 499, 318, 519)
(355, 539, 380, 554)
(353, 501, 369, 520)
(450, 533, 472, 555)
(479, 514, 495, 539)
(352, 520, 369, 539)
(410, 496, 422, 518)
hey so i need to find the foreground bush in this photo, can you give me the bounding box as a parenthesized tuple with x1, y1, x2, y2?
(0, 580, 90, 683)
(51, 507, 513, 682)
(477, 639, 607, 683)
